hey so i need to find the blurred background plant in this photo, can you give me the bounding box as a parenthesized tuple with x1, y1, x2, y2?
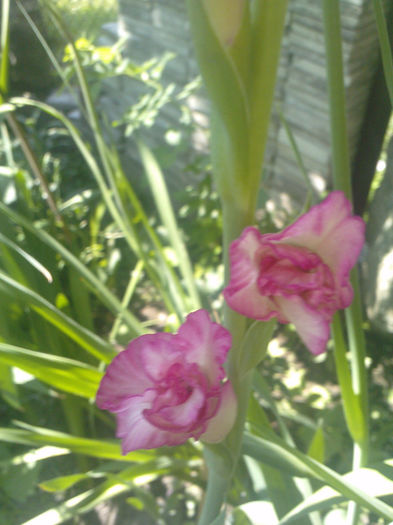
(0, 0, 393, 524)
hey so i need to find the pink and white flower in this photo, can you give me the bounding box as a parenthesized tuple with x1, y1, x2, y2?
(223, 191, 365, 355)
(96, 309, 237, 454)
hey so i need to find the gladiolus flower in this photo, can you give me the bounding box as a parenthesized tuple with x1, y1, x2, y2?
(223, 191, 365, 355)
(96, 309, 237, 453)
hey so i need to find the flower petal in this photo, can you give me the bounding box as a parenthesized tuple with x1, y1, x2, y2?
(116, 391, 190, 453)
(223, 227, 283, 321)
(145, 384, 207, 432)
(139, 333, 182, 382)
(96, 343, 153, 412)
(201, 381, 237, 443)
(275, 296, 330, 355)
(268, 191, 365, 299)
(177, 309, 232, 386)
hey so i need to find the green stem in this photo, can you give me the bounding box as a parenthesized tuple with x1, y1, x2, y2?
(322, 0, 352, 198)
(372, 0, 393, 109)
(323, 2, 369, 523)
(198, 473, 228, 525)
(198, 203, 254, 523)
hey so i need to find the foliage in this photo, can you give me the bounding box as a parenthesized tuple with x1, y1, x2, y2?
(0, 1, 393, 525)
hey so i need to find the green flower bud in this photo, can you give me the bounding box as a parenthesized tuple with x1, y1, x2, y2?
(202, 0, 246, 48)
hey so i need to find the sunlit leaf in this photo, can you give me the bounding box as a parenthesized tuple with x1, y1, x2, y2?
(0, 343, 102, 398)
(278, 459, 393, 524)
(40, 473, 89, 493)
(243, 433, 393, 522)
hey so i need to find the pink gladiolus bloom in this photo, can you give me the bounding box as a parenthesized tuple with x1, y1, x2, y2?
(223, 191, 365, 355)
(96, 309, 237, 454)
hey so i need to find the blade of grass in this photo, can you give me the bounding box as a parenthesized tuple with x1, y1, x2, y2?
(41, 3, 187, 319)
(0, 423, 154, 462)
(0, 231, 52, 283)
(279, 459, 393, 524)
(252, 373, 322, 525)
(243, 432, 393, 522)
(0, 343, 102, 398)
(22, 458, 191, 525)
(277, 106, 314, 211)
(0, 269, 116, 362)
(7, 97, 182, 321)
(372, 0, 393, 108)
(15, 0, 80, 107)
(0, 201, 144, 336)
(137, 140, 200, 310)
(322, 2, 369, 523)
(109, 260, 144, 343)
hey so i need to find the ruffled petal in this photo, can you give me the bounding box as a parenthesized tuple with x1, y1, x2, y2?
(224, 227, 283, 321)
(145, 385, 207, 432)
(116, 391, 190, 453)
(138, 333, 182, 382)
(267, 192, 365, 295)
(201, 382, 237, 443)
(96, 344, 153, 411)
(177, 309, 232, 386)
(275, 296, 331, 355)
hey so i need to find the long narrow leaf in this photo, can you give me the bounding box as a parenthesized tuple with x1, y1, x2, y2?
(372, 0, 393, 108)
(0, 270, 116, 362)
(7, 97, 181, 321)
(0, 231, 52, 282)
(0, 343, 102, 398)
(40, 5, 185, 319)
(0, 201, 144, 338)
(0, 423, 153, 462)
(137, 140, 200, 310)
(243, 433, 393, 522)
(22, 458, 188, 525)
(279, 459, 393, 524)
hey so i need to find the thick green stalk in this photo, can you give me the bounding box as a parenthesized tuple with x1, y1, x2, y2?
(322, 0, 352, 199)
(372, 0, 393, 108)
(322, 2, 369, 523)
(188, 1, 288, 520)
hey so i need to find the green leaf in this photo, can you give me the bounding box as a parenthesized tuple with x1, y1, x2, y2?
(235, 502, 277, 525)
(332, 314, 365, 443)
(187, 0, 249, 151)
(22, 458, 192, 525)
(0, 362, 21, 410)
(210, 510, 227, 525)
(0, 202, 144, 337)
(137, 140, 200, 311)
(243, 433, 393, 522)
(243, 431, 315, 479)
(0, 231, 53, 282)
(0, 446, 69, 469)
(372, 0, 393, 108)
(0, 461, 40, 503)
(39, 473, 89, 493)
(0, 423, 153, 462)
(248, 0, 288, 188)
(307, 425, 325, 464)
(0, 270, 116, 362)
(278, 459, 393, 524)
(186, 0, 249, 202)
(0, 343, 102, 398)
(238, 319, 275, 376)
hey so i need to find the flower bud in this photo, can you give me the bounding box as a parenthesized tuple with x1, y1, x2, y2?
(202, 0, 246, 48)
